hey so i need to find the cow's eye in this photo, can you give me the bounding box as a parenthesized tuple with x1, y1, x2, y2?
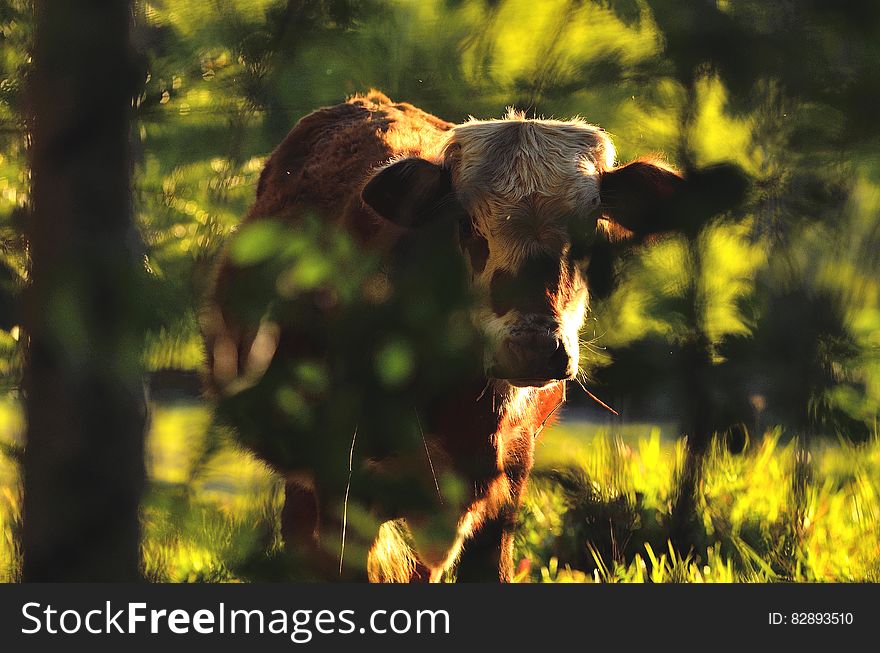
(458, 213, 489, 274)
(457, 212, 473, 236)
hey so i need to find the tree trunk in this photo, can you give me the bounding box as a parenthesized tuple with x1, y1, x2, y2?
(22, 0, 145, 581)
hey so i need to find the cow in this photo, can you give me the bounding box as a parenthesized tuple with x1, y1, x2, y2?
(203, 90, 718, 582)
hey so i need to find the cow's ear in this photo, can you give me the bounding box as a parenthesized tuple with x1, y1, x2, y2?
(362, 158, 453, 228)
(598, 159, 749, 239)
(597, 159, 684, 239)
(588, 160, 748, 299)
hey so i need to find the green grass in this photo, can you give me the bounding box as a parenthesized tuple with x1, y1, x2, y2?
(521, 423, 880, 582)
(0, 398, 878, 582)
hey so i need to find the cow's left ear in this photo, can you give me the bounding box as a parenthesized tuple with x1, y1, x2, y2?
(597, 159, 684, 239)
(588, 159, 748, 299)
(362, 158, 454, 228)
(598, 159, 749, 240)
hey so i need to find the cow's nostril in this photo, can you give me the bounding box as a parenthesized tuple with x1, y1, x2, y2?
(535, 334, 560, 358)
(547, 340, 569, 374)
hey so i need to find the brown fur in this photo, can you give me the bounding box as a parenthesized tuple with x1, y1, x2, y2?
(249, 90, 452, 243)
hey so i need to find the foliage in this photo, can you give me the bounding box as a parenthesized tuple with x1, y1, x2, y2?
(0, 0, 878, 580)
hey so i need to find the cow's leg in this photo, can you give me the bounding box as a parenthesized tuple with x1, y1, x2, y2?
(281, 481, 318, 548)
(410, 560, 433, 582)
(280, 481, 335, 579)
(454, 510, 517, 582)
(456, 445, 533, 582)
(279, 481, 365, 580)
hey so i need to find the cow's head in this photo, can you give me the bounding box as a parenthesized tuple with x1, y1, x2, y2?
(362, 111, 687, 388)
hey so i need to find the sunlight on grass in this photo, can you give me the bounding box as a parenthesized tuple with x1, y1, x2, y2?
(0, 396, 22, 582)
(522, 421, 880, 582)
(1, 399, 878, 582)
(141, 403, 277, 582)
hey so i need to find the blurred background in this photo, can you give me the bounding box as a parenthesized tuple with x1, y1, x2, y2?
(0, 0, 879, 582)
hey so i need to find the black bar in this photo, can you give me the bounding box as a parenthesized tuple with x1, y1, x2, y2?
(0, 583, 873, 651)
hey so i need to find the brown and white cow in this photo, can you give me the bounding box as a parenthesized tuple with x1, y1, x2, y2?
(203, 91, 693, 582)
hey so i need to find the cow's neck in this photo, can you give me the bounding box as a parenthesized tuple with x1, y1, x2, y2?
(425, 378, 563, 485)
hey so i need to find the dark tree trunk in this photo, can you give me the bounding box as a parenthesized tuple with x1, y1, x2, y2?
(22, 0, 146, 581)
(668, 83, 716, 553)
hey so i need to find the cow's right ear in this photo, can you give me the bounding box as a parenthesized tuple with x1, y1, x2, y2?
(362, 158, 454, 228)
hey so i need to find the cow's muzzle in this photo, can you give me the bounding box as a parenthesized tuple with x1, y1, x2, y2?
(489, 327, 572, 387)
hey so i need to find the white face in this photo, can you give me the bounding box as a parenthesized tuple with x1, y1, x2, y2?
(440, 112, 617, 386)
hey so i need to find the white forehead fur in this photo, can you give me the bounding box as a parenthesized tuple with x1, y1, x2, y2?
(441, 109, 616, 210)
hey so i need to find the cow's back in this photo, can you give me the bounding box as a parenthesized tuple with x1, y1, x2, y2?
(248, 91, 453, 241)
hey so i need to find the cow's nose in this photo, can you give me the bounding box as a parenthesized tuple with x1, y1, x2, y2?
(494, 330, 571, 386)
(505, 331, 559, 362)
